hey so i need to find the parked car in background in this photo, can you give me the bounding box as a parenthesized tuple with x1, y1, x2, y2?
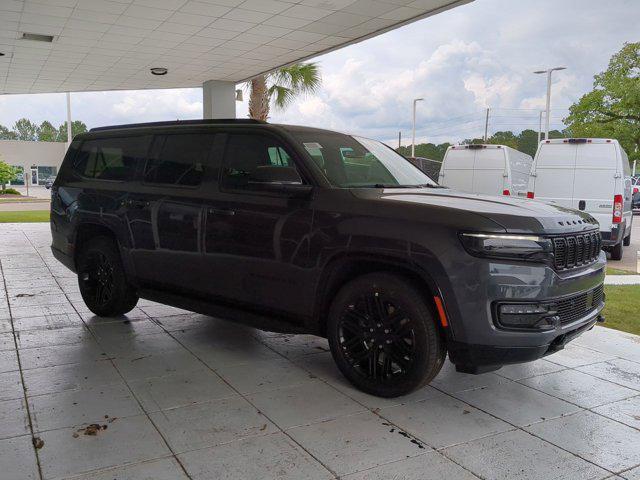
(406, 156, 442, 182)
(528, 138, 633, 260)
(45, 179, 55, 189)
(632, 177, 640, 211)
(438, 144, 533, 197)
(50, 119, 605, 398)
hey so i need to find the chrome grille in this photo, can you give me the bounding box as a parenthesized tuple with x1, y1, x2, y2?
(552, 231, 601, 270)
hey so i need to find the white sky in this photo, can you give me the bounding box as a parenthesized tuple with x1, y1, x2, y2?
(0, 0, 637, 145)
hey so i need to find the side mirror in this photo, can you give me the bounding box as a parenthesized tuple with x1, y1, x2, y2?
(248, 181, 313, 198)
(246, 165, 312, 197)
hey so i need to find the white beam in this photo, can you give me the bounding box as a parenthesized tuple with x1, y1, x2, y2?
(203, 80, 236, 119)
(66, 92, 72, 150)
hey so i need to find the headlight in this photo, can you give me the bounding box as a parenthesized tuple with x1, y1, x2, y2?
(459, 233, 553, 263)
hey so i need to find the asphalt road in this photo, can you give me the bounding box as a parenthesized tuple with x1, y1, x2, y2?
(607, 214, 640, 272)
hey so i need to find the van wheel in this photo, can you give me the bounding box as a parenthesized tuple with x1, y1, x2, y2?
(327, 273, 445, 398)
(623, 234, 631, 246)
(77, 237, 138, 317)
(610, 241, 624, 261)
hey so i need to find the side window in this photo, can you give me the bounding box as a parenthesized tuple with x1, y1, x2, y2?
(267, 146, 291, 166)
(73, 136, 149, 181)
(221, 134, 302, 190)
(144, 133, 215, 186)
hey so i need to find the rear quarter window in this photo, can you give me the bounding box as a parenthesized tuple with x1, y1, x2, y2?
(73, 136, 150, 181)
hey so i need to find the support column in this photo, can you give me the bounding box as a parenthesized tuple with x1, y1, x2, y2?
(202, 80, 236, 119)
(66, 92, 72, 150)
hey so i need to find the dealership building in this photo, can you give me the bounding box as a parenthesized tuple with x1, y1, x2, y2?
(0, 139, 66, 186)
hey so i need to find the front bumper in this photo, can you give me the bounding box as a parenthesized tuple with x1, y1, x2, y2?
(448, 307, 603, 373)
(440, 249, 606, 371)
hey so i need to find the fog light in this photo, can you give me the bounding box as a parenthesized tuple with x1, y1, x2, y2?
(497, 303, 560, 330)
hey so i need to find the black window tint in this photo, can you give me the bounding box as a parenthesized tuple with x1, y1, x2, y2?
(144, 133, 215, 186)
(73, 136, 149, 181)
(222, 134, 301, 190)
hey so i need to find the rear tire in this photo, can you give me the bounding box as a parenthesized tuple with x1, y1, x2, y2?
(77, 236, 138, 317)
(327, 273, 446, 398)
(611, 240, 624, 261)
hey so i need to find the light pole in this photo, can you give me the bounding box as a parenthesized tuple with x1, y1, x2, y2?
(411, 97, 423, 157)
(534, 67, 566, 140)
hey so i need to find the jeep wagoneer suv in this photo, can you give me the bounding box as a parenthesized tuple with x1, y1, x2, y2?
(51, 119, 606, 397)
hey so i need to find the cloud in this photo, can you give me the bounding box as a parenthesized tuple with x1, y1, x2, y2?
(0, 0, 636, 146)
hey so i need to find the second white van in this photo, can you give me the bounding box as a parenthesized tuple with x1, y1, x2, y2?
(438, 144, 533, 197)
(528, 138, 633, 260)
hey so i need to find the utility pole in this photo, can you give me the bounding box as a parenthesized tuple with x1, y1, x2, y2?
(398, 131, 401, 150)
(411, 98, 423, 158)
(483, 108, 490, 142)
(537, 110, 543, 143)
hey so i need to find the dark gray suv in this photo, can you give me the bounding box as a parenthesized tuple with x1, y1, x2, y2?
(50, 119, 606, 397)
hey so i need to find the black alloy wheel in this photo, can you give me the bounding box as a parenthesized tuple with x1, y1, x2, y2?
(77, 237, 138, 317)
(81, 251, 115, 308)
(328, 273, 445, 397)
(338, 291, 416, 381)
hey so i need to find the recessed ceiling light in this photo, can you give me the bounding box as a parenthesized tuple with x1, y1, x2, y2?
(150, 67, 168, 76)
(21, 32, 54, 42)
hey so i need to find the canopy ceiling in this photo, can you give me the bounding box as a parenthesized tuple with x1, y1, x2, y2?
(0, 0, 471, 94)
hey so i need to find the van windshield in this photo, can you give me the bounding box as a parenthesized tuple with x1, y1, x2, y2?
(291, 131, 439, 188)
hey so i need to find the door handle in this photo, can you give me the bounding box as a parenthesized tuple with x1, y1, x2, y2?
(208, 208, 235, 216)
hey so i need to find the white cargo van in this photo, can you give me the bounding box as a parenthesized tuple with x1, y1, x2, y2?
(438, 144, 533, 197)
(528, 138, 633, 260)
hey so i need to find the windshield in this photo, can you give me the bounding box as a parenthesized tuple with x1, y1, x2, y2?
(292, 131, 438, 188)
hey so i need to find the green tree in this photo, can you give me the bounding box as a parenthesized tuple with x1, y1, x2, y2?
(0, 159, 17, 190)
(56, 120, 88, 142)
(396, 142, 451, 161)
(564, 41, 640, 161)
(12, 118, 38, 141)
(37, 121, 58, 142)
(248, 63, 321, 121)
(0, 125, 17, 140)
(487, 130, 519, 149)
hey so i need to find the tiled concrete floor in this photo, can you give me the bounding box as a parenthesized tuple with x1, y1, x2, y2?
(1, 223, 639, 480)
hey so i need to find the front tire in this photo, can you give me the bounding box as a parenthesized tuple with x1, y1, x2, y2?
(77, 236, 138, 317)
(327, 273, 445, 398)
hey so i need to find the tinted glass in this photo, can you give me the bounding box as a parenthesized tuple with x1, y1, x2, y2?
(221, 134, 301, 190)
(144, 133, 215, 186)
(291, 132, 435, 188)
(73, 136, 149, 181)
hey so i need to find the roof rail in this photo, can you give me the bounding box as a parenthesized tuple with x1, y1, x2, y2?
(90, 118, 266, 132)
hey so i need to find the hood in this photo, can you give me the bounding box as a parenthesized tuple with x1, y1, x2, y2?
(350, 187, 599, 235)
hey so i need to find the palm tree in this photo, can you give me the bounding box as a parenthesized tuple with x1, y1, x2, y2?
(248, 63, 321, 121)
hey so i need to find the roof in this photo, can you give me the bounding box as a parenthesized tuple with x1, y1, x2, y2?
(0, 0, 472, 95)
(543, 138, 617, 144)
(89, 118, 265, 132)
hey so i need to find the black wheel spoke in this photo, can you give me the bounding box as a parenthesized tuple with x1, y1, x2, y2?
(337, 288, 417, 382)
(382, 354, 392, 377)
(341, 335, 365, 350)
(373, 293, 387, 322)
(81, 252, 115, 307)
